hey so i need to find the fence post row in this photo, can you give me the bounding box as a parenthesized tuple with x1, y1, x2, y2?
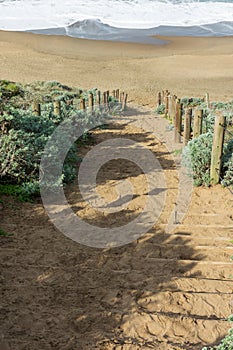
(157, 89, 228, 184)
(32, 89, 127, 116)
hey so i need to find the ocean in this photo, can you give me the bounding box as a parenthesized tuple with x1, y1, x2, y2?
(0, 0, 233, 43)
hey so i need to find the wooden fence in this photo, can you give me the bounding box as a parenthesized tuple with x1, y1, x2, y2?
(32, 89, 128, 118)
(157, 90, 228, 185)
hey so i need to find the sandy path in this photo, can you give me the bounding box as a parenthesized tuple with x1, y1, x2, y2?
(1, 105, 233, 350)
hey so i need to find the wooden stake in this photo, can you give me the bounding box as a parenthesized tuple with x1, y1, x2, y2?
(112, 90, 116, 98)
(193, 109, 203, 138)
(80, 99, 86, 110)
(171, 95, 176, 123)
(174, 99, 182, 143)
(116, 89, 120, 100)
(206, 92, 210, 109)
(32, 102, 41, 116)
(161, 90, 165, 104)
(122, 93, 128, 110)
(164, 91, 169, 117)
(183, 108, 192, 145)
(106, 90, 110, 106)
(88, 93, 94, 110)
(97, 90, 101, 105)
(210, 114, 226, 184)
(53, 100, 61, 116)
(103, 92, 107, 104)
(157, 92, 162, 108)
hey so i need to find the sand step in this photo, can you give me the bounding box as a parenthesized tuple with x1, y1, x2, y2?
(133, 243, 233, 261)
(136, 290, 232, 320)
(1, 244, 233, 262)
(120, 312, 230, 346)
(139, 233, 233, 247)
(1, 259, 232, 279)
(158, 212, 233, 226)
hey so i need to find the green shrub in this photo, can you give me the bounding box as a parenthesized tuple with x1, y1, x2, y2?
(182, 131, 213, 186)
(222, 139, 233, 187)
(155, 104, 165, 114)
(0, 80, 116, 200)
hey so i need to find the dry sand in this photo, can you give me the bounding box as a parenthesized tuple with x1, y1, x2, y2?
(0, 30, 233, 105)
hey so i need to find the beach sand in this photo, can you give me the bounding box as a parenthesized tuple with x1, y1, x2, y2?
(0, 30, 233, 106)
(1, 31, 233, 350)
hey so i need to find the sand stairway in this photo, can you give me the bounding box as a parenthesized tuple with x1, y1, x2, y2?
(0, 105, 233, 350)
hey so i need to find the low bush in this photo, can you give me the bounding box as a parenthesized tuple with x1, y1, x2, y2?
(0, 80, 115, 201)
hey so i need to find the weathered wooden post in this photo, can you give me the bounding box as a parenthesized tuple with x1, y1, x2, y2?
(193, 109, 203, 138)
(171, 95, 176, 124)
(164, 91, 169, 117)
(112, 90, 116, 98)
(161, 90, 165, 104)
(206, 92, 210, 109)
(122, 93, 128, 110)
(103, 91, 107, 105)
(97, 90, 101, 105)
(183, 108, 192, 145)
(53, 100, 61, 116)
(120, 92, 125, 109)
(174, 99, 182, 143)
(210, 114, 226, 184)
(157, 92, 162, 108)
(32, 102, 41, 116)
(88, 93, 94, 110)
(168, 94, 172, 120)
(106, 90, 110, 107)
(116, 89, 120, 100)
(80, 98, 86, 110)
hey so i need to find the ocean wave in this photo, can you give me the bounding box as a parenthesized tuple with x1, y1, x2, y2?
(24, 19, 233, 44)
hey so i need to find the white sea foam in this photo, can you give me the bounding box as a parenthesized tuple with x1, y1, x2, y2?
(0, 0, 232, 37)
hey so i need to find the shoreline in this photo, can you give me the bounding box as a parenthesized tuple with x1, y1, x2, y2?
(0, 30, 233, 105)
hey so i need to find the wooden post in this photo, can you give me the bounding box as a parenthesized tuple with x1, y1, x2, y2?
(32, 102, 41, 116)
(193, 109, 203, 138)
(164, 91, 169, 117)
(106, 90, 110, 107)
(168, 94, 172, 119)
(120, 92, 125, 108)
(124, 93, 128, 108)
(122, 93, 128, 110)
(157, 92, 162, 108)
(183, 108, 192, 145)
(112, 90, 116, 98)
(206, 92, 210, 109)
(174, 99, 182, 143)
(53, 100, 61, 116)
(103, 92, 107, 104)
(161, 90, 165, 104)
(88, 93, 94, 110)
(80, 98, 86, 110)
(171, 95, 176, 124)
(210, 114, 226, 184)
(97, 90, 101, 105)
(116, 89, 120, 100)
